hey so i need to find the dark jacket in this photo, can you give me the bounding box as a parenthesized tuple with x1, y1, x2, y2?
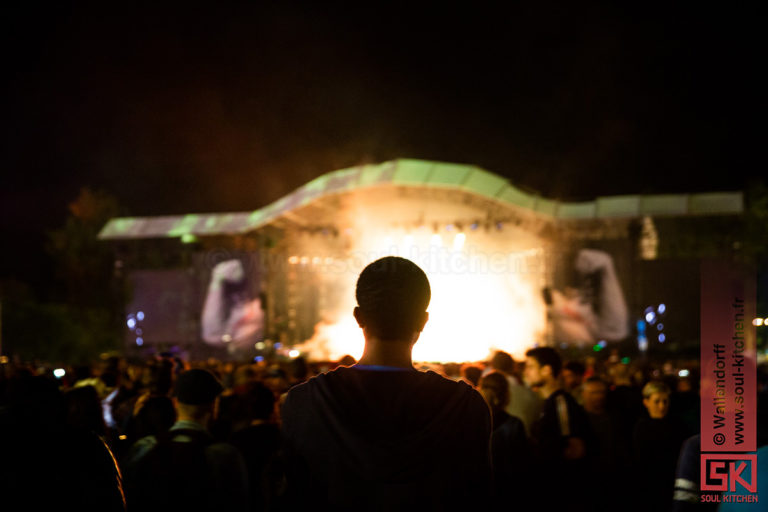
(281, 365, 492, 511)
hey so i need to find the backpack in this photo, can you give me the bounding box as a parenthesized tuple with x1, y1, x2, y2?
(128, 428, 215, 512)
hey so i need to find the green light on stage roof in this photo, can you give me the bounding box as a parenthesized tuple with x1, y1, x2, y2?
(168, 214, 201, 237)
(181, 234, 198, 244)
(621, 357, 631, 364)
(593, 344, 603, 352)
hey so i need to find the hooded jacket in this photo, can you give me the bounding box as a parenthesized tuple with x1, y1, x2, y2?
(281, 365, 492, 511)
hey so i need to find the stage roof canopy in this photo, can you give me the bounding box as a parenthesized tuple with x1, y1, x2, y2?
(98, 159, 744, 240)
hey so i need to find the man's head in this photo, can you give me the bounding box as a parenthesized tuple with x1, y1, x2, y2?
(489, 351, 515, 374)
(173, 369, 224, 422)
(524, 346, 562, 389)
(237, 381, 275, 422)
(354, 257, 430, 342)
(479, 371, 510, 411)
(460, 364, 483, 387)
(562, 360, 586, 391)
(582, 376, 608, 414)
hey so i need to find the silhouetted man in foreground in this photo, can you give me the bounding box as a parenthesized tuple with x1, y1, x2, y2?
(281, 256, 492, 510)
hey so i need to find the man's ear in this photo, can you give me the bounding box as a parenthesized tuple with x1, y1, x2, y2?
(353, 307, 365, 328)
(416, 311, 429, 332)
(541, 364, 553, 379)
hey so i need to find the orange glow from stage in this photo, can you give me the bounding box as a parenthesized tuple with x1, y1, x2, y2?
(295, 227, 547, 363)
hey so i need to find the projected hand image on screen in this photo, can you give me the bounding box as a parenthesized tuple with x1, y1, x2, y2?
(201, 259, 264, 351)
(545, 249, 628, 346)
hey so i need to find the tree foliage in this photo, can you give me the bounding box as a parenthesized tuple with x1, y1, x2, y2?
(48, 188, 120, 307)
(1, 188, 125, 363)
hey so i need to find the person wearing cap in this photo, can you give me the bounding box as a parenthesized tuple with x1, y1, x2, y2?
(281, 256, 492, 510)
(123, 368, 249, 512)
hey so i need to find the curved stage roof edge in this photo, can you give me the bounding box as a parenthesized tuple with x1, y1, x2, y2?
(98, 159, 744, 240)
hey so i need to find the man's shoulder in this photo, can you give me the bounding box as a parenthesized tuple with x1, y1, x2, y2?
(419, 371, 491, 425)
(284, 366, 484, 408)
(547, 388, 580, 406)
(283, 365, 343, 398)
(422, 369, 484, 397)
(281, 366, 346, 419)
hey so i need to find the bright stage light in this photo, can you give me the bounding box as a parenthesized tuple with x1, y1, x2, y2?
(453, 233, 466, 250)
(297, 227, 546, 362)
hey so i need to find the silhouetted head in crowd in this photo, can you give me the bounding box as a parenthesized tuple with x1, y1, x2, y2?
(642, 380, 671, 419)
(237, 381, 275, 423)
(288, 356, 308, 384)
(65, 385, 106, 436)
(582, 377, 608, 414)
(135, 395, 176, 438)
(524, 346, 562, 397)
(479, 371, 510, 413)
(173, 369, 224, 426)
(461, 364, 483, 387)
(6, 375, 65, 429)
(232, 365, 257, 389)
(562, 360, 586, 391)
(490, 351, 515, 375)
(609, 361, 632, 386)
(100, 369, 119, 389)
(264, 367, 290, 396)
(145, 359, 174, 395)
(354, 256, 430, 343)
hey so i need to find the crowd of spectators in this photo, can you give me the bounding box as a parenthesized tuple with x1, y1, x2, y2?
(0, 349, 765, 511)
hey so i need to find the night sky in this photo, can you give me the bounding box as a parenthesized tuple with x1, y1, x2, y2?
(2, 2, 765, 290)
